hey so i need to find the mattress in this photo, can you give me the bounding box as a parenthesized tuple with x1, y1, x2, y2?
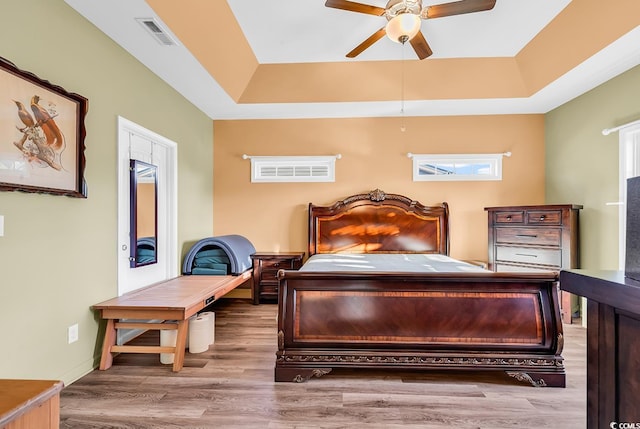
(300, 253, 488, 273)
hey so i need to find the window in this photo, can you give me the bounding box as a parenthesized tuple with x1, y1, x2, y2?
(249, 156, 337, 183)
(411, 153, 505, 181)
(618, 123, 640, 269)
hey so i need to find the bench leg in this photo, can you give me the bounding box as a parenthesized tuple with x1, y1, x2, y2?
(172, 319, 189, 372)
(99, 319, 117, 370)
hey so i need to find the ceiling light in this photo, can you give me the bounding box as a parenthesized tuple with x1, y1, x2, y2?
(385, 13, 421, 44)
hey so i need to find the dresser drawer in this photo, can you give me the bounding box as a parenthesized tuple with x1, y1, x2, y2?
(495, 263, 558, 273)
(496, 227, 561, 246)
(527, 210, 562, 225)
(493, 211, 524, 224)
(496, 246, 562, 267)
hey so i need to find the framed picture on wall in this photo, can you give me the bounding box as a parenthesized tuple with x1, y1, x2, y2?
(0, 55, 88, 198)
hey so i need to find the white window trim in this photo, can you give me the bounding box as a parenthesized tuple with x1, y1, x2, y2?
(248, 155, 338, 183)
(410, 153, 505, 182)
(617, 123, 640, 269)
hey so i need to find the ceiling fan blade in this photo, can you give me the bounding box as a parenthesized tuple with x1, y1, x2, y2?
(409, 31, 433, 60)
(346, 27, 387, 58)
(424, 0, 496, 19)
(325, 0, 386, 16)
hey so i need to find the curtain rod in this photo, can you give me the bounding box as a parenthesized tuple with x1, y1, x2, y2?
(602, 119, 640, 135)
(242, 154, 342, 160)
(406, 152, 512, 158)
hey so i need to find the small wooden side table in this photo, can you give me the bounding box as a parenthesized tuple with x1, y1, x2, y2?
(0, 379, 63, 429)
(251, 252, 305, 304)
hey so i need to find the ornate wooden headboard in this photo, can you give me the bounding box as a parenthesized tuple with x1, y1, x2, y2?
(308, 189, 449, 256)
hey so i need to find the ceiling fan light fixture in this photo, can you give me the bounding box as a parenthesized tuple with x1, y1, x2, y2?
(385, 13, 421, 44)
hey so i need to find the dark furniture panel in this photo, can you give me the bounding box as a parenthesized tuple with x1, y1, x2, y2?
(293, 287, 549, 347)
(251, 252, 304, 304)
(486, 204, 582, 323)
(560, 269, 640, 427)
(617, 313, 640, 419)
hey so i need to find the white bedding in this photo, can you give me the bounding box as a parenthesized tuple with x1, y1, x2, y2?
(300, 253, 488, 273)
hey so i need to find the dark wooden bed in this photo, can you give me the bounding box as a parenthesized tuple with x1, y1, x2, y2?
(275, 189, 565, 387)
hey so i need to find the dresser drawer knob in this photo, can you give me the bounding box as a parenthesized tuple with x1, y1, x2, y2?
(506, 215, 512, 221)
(539, 215, 546, 221)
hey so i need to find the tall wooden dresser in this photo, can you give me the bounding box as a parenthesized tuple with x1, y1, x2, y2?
(485, 204, 582, 323)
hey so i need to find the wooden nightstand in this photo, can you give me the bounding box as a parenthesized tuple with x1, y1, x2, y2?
(250, 252, 304, 304)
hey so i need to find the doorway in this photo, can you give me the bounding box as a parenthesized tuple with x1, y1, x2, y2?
(117, 116, 178, 296)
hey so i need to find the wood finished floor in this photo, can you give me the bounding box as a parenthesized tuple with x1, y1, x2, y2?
(60, 298, 586, 428)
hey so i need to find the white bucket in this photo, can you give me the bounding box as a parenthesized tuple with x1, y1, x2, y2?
(199, 311, 215, 345)
(160, 328, 177, 364)
(188, 315, 210, 354)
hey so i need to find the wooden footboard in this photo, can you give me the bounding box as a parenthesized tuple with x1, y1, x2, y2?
(275, 271, 565, 387)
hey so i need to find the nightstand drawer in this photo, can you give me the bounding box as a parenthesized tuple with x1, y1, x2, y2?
(262, 258, 296, 270)
(496, 246, 561, 267)
(260, 270, 278, 281)
(527, 210, 562, 225)
(493, 211, 524, 224)
(261, 259, 299, 280)
(496, 227, 561, 246)
(259, 282, 278, 297)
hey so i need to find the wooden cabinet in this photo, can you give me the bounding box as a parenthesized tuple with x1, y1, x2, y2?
(559, 270, 640, 427)
(485, 204, 582, 322)
(251, 252, 304, 304)
(0, 379, 63, 429)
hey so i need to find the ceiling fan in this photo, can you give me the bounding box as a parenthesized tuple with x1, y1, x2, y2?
(325, 0, 497, 60)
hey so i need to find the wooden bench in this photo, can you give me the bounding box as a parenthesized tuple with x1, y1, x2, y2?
(93, 273, 251, 372)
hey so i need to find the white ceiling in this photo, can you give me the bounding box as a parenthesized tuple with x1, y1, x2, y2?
(228, 0, 570, 63)
(64, 0, 640, 120)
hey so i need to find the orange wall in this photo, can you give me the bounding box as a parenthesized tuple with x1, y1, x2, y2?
(136, 183, 156, 238)
(213, 115, 544, 262)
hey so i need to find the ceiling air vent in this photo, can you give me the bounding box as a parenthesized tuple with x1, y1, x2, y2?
(136, 18, 177, 46)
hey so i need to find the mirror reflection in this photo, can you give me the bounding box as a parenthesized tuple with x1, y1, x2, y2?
(130, 159, 157, 267)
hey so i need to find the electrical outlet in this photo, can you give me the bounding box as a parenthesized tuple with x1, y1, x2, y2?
(68, 324, 79, 344)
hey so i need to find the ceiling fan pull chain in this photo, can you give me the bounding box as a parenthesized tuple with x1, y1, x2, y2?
(400, 42, 407, 132)
(401, 41, 405, 114)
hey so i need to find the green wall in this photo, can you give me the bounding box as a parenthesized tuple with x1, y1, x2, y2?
(0, 0, 214, 384)
(546, 65, 640, 270)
